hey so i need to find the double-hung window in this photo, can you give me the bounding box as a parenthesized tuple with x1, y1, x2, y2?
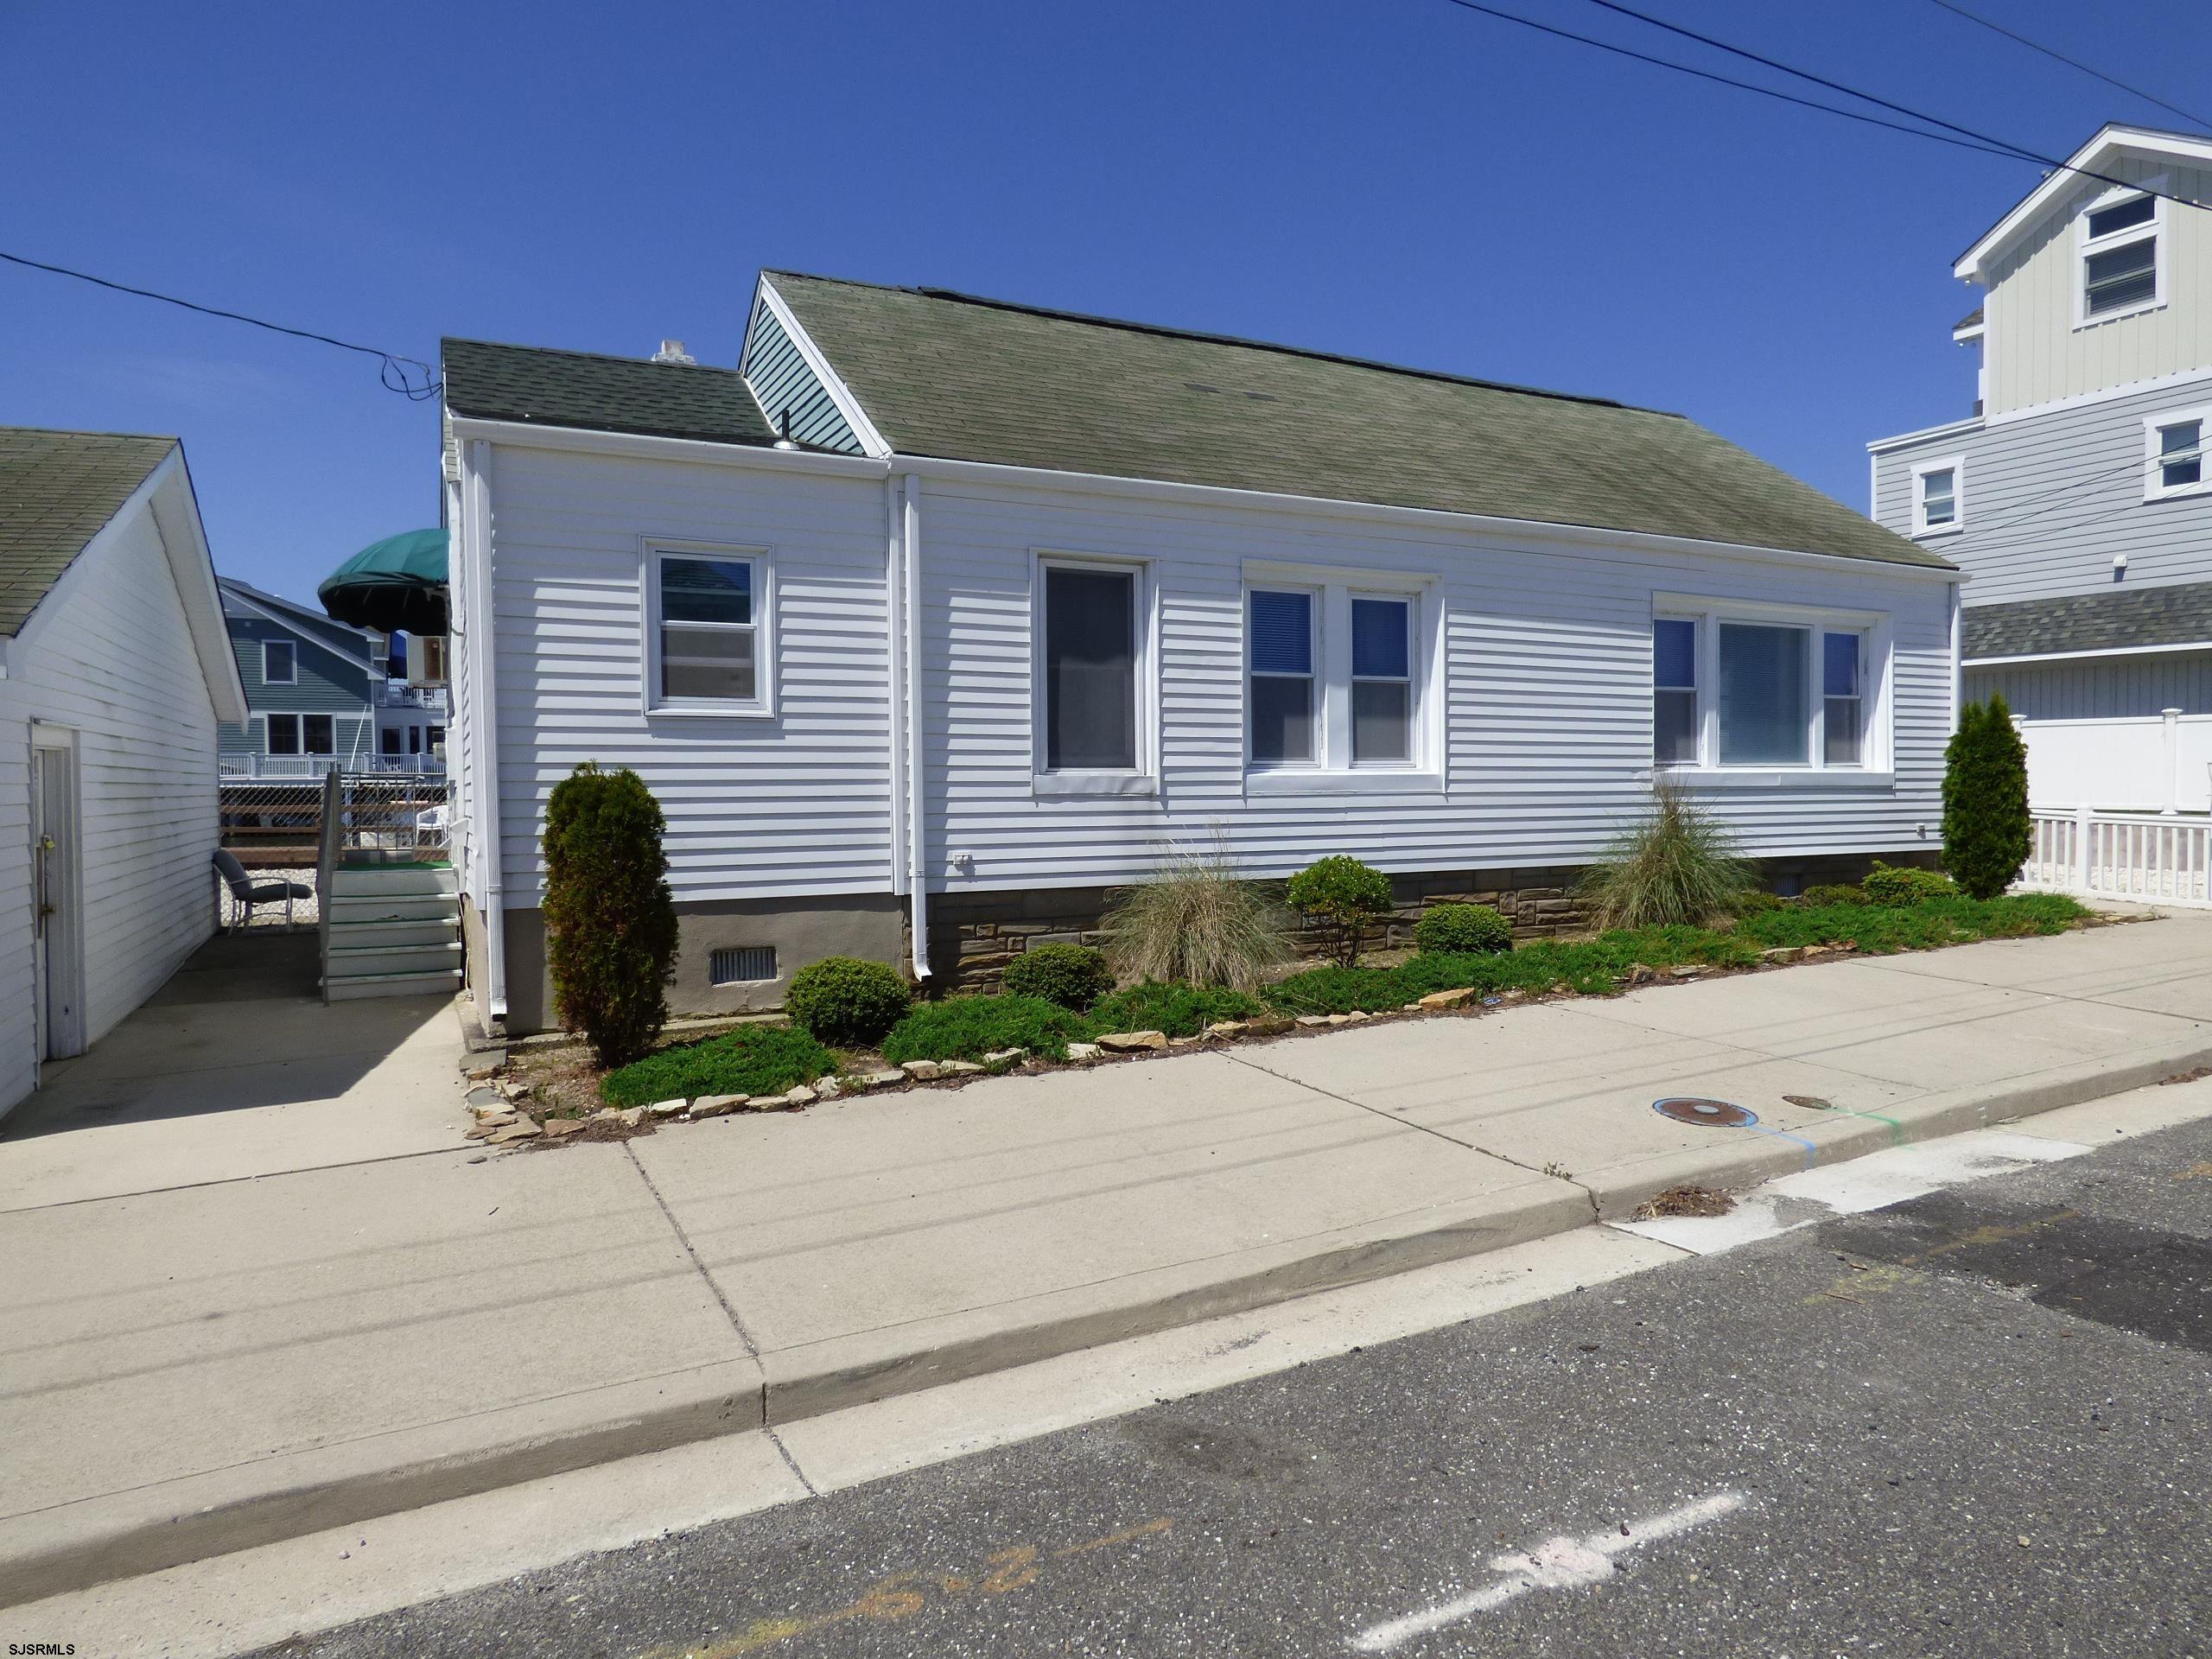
(1653, 604, 1881, 775)
(266, 714, 300, 756)
(267, 714, 334, 756)
(1911, 456, 1962, 537)
(263, 639, 296, 685)
(2145, 408, 2209, 501)
(1243, 569, 1432, 786)
(1038, 558, 1145, 783)
(646, 544, 770, 715)
(2080, 188, 2161, 323)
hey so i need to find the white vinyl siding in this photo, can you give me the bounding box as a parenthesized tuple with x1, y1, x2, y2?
(479, 444, 893, 908)
(0, 499, 220, 1114)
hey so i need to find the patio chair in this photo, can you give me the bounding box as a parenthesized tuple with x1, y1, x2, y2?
(213, 848, 314, 931)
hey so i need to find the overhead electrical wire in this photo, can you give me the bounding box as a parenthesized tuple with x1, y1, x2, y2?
(0, 247, 441, 400)
(1921, 0, 2211, 135)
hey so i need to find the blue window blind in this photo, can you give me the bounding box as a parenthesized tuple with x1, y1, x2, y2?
(1653, 619, 1696, 690)
(1822, 632, 1859, 699)
(660, 557, 752, 624)
(1249, 590, 1312, 676)
(1351, 599, 1408, 679)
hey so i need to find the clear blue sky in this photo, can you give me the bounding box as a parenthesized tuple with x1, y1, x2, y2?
(4, 1, 2205, 607)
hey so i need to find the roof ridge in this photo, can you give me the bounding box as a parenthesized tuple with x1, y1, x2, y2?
(0, 425, 176, 445)
(761, 270, 1675, 417)
(441, 337, 745, 377)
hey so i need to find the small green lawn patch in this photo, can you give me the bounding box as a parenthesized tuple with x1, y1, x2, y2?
(882, 995, 1091, 1064)
(1088, 981, 1262, 1038)
(600, 1025, 835, 1107)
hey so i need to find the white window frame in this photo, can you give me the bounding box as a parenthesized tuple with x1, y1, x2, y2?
(1245, 583, 1321, 770)
(1910, 454, 1965, 538)
(1030, 550, 1158, 798)
(2075, 181, 2165, 329)
(2144, 404, 2212, 503)
(1649, 596, 1894, 786)
(262, 639, 296, 685)
(641, 540, 773, 719)
(1242, 561, 1442, 797)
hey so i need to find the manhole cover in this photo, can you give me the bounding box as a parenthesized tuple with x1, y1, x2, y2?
(1653, 1096, 1758, 1128)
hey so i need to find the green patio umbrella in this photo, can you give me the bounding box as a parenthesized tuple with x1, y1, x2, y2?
(318, 528, 449, 634)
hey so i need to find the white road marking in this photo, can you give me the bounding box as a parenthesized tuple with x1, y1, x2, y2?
(1350, 1490, 1746, 1653)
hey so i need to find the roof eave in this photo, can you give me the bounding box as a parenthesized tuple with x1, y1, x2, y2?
(1953, 124, 2212, 281)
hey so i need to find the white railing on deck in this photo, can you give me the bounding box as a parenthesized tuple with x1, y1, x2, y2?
(2024, 805, 2212, 907)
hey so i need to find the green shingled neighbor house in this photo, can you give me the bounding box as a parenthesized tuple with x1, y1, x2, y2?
(438, 275, 1961, 1035)
(0, 428, 247, 1116)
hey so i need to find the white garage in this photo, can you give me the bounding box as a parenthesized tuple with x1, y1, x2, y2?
(0, 428, 247, 1118)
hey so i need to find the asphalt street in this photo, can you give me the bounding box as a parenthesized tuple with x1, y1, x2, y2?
(263, 1115, 2212, 1659)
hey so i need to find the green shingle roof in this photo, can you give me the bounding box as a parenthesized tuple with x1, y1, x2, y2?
(1964, 583, 2212, 659)
(768, 272, 1948, 570)
(442, 338, 779, 447)
(0, 428, 176, 636)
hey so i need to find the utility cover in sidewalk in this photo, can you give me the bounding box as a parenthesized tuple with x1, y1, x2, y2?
(1653, 1097, 1758, 1128)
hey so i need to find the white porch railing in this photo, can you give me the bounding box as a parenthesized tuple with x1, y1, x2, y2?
(2023, 805, 2212, 907)
(220, 753, 444, 779)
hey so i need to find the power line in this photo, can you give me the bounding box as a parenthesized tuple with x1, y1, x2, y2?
(1922, 0, 2211, 134)
(1433, 0, 2033, 162)
(0, 248, 441, 401)
(1572, 0, 2212, 213)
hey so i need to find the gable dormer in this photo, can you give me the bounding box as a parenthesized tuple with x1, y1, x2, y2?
(1953, 125, 2211, 419)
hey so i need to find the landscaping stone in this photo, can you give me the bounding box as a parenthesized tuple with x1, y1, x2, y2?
(982, 1047, 1026, 1065)
(1205, 1020, 1249, 1038)
(1345, 1010, 1372, 1023)
(543, 1117, 590, 1138)
(900, 1059, 942, 1081)
(645, 1098, 689, 1117)
(1669, 964, 1702, 978)
(1418, 987, 1478, 1009)
(1623, 964, 1658, 985)
(1294, 1014, 1330, 1027)
(1065, 1043, 1102, 1061)
(486, 1120, 542, 1145)
(1762, 945, 1806, 964)
(1243, 1016, 1296, 1038)
(592, 1106, 646, 1130)
(690, 1094, 748, 1118)
(938, 1060, 985, 1077)
(862, 1069, 906, 1089)
(465, 1088, 509, 1116)
(814, 1077, 843, 1100)
(1096, 1030, 1168, 1053)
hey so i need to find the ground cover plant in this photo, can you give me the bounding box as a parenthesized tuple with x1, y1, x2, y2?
(880, 994, 1092, 1064)
(1088, 981, 1263, 1038)
(600, 1024, 834, 1107)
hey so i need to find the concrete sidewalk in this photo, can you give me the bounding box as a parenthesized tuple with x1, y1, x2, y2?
(3, 908, 2209, 1606)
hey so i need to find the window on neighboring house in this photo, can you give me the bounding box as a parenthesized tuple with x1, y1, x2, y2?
(379, 728, 401, 756)
(1351, 597, 1413, 764)
(427, 724, 444, 752)
(264, 639, 296, 684)
(648, 547, 767, 713)
(266, 714, 300, 755)
(2081, 189, 2160, 321)
(1248, 588, 1315, 766)
(1041, 563, 1139, 772)
(302, 715, 335, 755)
(1653, 618, 1698, 765)
(1912, 457, 1962, 536)
(1656, 607, 1879, 774)
(409, 726, 423, 754)
(417, 635, 448, 685)
(2146, 409, 2209, 500)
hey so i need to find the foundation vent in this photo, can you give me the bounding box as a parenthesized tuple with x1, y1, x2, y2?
(710, 945, 778, 985)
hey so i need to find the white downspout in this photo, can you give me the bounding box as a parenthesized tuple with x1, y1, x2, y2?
(1948, 582, 1962, 734)
(885, 478, 909, 899)
(902, 472, 931, 980)
(466, 440, 508, 1019)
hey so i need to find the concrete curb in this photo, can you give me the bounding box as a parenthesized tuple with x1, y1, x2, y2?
(10, 1032, 2211, 1609)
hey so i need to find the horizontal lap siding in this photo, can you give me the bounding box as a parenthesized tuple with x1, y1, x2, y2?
(1873, 372, 2212, 607)
(741, 300, 860, 454)
(487, 445, 892, 907)
(1967, 652, 2212, 719)
(918, 478, 1950, 893)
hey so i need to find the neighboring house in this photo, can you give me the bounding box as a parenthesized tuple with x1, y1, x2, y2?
(0, 427, 248, 1117)
(1869, 124, 2212, 813)
(440, 273, 1961, 1034)
(218, 576, 446, 775)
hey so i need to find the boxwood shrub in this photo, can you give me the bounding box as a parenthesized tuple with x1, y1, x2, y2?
(1860, 861, 1957, 907)
(601, 1025, 834, 1107)
(1412, 904, 1513, 955)
(1001, 943, 1115, 1010)
(785, 957, 912, 1046)
(881, 995, 1090, 1064)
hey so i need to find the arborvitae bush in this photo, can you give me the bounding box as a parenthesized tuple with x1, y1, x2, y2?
(785, 957, 912, 1046)
(1001, 943, 1115, 1011)
(543, 763, 679, 1068)
(1942, 696, 2031, 900)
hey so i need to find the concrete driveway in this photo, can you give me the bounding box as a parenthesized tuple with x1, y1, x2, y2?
(0, 931, 467, 1211)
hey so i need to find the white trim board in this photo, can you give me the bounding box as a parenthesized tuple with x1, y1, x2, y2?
(753, 277, 893, 459)
(1954, 124, 2212, 282)
(1964, 639, 2212, 667)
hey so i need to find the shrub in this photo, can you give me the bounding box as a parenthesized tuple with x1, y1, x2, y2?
(881, 995, 1090, 1064)
(1861, 861, 1957, 906)
(1578, 778, 1754, 930)
(1731, 891, 1786, 916)
(1001, 943, 1115, 1011)
(1801, 883, 1868, 908)
(1413, 903, 1513, 956)
(1088, 981, 1262, 1038)
(601, 1025, 833, 1107)
(1943, 696, 2031, 900)
(1100, 839, 1290, 991)
(785, 957, 912, 1046)
(1286, 855, 1396, 968)
(543, 763, 679, 1068)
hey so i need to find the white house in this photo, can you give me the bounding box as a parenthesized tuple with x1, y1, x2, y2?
(440, 276, 1962, 1033)
(0, 428, 248, 1116)
(1869, 124, 2212, 813)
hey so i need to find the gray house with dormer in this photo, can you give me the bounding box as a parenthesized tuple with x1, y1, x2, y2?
(219, 577, 446, 775)
(1869, 124, 2212, 813)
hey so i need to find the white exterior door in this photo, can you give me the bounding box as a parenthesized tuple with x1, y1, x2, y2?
(31, 728, 86, 1065)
